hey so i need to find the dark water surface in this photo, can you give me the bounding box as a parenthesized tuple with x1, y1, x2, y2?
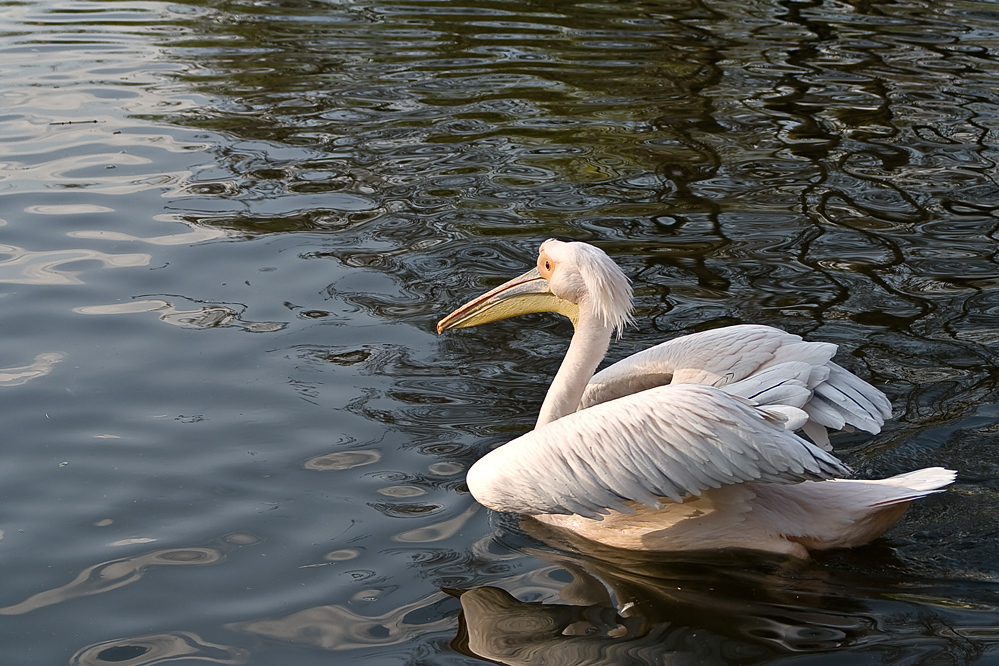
(4, 0, 999, 663)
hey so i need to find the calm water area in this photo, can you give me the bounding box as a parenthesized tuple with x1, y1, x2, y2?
(4, 0, 999, 663)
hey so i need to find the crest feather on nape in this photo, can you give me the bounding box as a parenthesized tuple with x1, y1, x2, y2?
(541, 239, 634, 337)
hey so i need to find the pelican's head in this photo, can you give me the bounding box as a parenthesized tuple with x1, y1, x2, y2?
(437, 239, 633, 336)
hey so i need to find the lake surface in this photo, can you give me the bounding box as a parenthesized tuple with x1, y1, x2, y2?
(3, 0, 999, 663)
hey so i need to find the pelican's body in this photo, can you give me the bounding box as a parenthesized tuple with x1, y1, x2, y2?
(439, 240, 954, 557)
(533, 470, 954, 558)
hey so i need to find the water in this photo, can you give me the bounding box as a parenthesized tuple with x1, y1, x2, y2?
(3, 0, 999, 663)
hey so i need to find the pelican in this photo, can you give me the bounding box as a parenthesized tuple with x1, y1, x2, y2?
(438, 239, 955, 557)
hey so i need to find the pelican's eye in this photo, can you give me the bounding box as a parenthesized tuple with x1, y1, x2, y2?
(537, 252, 555, 280)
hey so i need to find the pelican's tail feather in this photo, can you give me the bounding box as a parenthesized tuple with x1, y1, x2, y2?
(750, 468, 956, 552)
(863, 467, 957, 505)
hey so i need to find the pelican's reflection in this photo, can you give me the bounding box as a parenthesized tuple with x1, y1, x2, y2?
(452, 520, 989, 665)
(455, 586, 726, 666)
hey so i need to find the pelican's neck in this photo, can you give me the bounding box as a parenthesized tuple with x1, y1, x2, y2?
(535, 309, 612, 428)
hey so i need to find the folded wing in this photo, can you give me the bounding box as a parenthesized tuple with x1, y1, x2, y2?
(466, 384, 851, 520)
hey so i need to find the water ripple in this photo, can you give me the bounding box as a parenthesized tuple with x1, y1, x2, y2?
(226, 591, 454, 651)
(0, 352, 64, 386)
(0, 546, 223, 616)
(71, 632, 248, 666)
(74, 296, 286, 331)
(0, 243, 149, 285)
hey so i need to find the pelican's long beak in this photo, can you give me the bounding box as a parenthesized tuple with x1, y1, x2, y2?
(437, 267, 579, 333)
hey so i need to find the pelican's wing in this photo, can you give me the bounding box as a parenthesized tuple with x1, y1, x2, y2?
(580, 325, 797, 408)
(580, 324, 893, 444)
(466, 384, 851, 519)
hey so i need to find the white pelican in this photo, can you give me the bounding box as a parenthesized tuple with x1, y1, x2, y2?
(438, 239, 955, 557)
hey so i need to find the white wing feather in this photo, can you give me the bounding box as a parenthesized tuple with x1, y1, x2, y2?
(580, 325, 791, 406)
(579, 324, 892, 441)
(466, 384, 851, 520)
